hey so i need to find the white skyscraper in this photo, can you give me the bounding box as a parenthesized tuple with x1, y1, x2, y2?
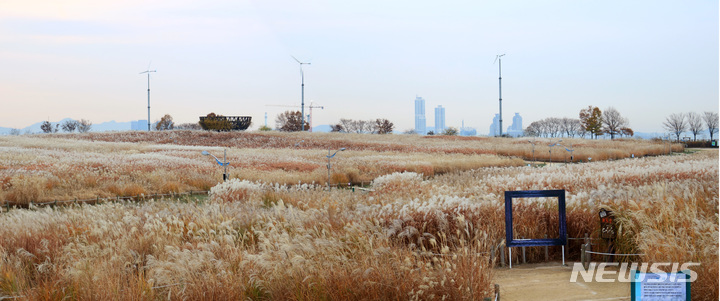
(506, 113, 523, 137)
(489, 114, 500, 136)
(414, 96, 426, 134)
(434, 105, 445, 134)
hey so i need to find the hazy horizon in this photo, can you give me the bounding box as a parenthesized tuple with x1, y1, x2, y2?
(1, 0, 718, 133)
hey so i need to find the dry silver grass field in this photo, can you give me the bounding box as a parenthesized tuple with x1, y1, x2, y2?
(0, 132, 716, 300)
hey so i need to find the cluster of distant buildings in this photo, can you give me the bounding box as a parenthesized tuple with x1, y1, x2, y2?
(489, 112, 523, 137)
(413, 96, 522, 136)
(414, 96, 446, 134)
(130, 120, 149, 131)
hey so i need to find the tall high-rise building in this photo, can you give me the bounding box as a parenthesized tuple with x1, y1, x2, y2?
(505, 113, 523, 137)
(414, 96, 426, 134)
(510, 113, 522, 131)
(489, 114, 500, 136)
(434, 105, 445, 134)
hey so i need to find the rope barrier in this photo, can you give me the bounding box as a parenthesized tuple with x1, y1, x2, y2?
(428, 251, 491, 257)
(152, 283, 185, 289)
(1, 191, 211, 213)
(585, 250, 644, 256)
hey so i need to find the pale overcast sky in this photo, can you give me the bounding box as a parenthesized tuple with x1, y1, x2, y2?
(1, 0, 717, 133)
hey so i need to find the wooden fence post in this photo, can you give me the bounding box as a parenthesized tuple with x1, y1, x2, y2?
(490, 248, 496, 267)
(584, 233, 591, 263)
(499, 243, 506, 267)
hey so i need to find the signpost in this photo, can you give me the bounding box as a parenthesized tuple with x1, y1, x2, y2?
(599, 208, 616, 262)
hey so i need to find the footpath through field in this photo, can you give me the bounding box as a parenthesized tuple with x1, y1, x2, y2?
(494, 262, 630, 301)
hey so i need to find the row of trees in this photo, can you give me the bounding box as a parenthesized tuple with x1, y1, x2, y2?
(424, 127, 459, 136)
(525, 117, 584, 138)
(663, 112, 718, 142)
(330, 118, 394, 134)
(274, 111, 397, 134)
(526, 106, 632, 139)
(40, 119, 92, 133)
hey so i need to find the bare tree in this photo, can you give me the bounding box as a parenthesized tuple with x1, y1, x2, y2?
(61, 120, 79, 132)
(362, 120, 375, 133)
(686, 112, 703, 141)
(577, 125, 588, 139)
(9, 128, 21, 135)
(330, 124, 344, 132)
(78, 119, 92, 133)
(339, 119, 354, 133)
(156, 114, 174, 131)
(275, 111, 308, 132)
(553, 118, 563, 137)
(703, 111, 718, 141)
(40, 121, 53, 133)
(601, 107, 628, 139)
(524, 121, 541, 137)
(374, 119, 394, 134)
(442, 127, 459, 136)
(560, 117, 582, 137)
(351, 120, 367, 133)
(663, 113, 687, 142)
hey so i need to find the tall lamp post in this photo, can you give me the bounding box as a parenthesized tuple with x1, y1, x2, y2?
(326, 147, 346, 189)
(528, 139, 537, 166)
(548, 139, 562, 165)
(202, 150, 229, 181)
(292, 56, 311, 131)
(494, 54, 505, 136)
(564, 143, 574, 164)
(140, 69, 156, 131)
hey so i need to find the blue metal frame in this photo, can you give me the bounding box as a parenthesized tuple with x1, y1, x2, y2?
(504, 189, 567, 247)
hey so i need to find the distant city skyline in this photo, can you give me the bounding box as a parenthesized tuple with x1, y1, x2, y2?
(489, 113, 522, 136)
(0, 1, 717, 133)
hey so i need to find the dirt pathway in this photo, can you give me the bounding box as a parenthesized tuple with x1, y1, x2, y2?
(494, 262, 630, 301)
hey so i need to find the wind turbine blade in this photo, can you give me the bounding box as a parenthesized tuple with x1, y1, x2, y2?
(493, 55, 498, 65)
(291, 55, 301, 64)
(147, 60, 152, 70)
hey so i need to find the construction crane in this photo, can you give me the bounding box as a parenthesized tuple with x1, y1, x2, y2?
(265, 102, 324, 132)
